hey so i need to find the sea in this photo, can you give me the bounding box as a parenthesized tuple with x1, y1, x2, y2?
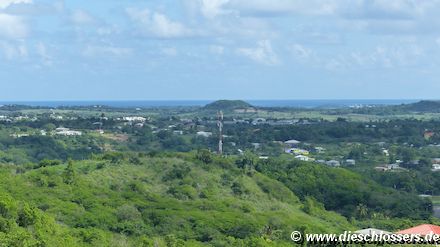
(0, 99, 420, 109)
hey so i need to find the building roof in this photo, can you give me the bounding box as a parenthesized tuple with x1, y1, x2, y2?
(354, 228, 392, 235)
(284, 139, 301, 144)
(397, 224, 440, 235)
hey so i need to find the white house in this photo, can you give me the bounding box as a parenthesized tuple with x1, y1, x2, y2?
(284, 139, 301, 147)
(432, 164, 440, 171)
(196, 131, 212, 138)
(345, 159, 356, 166)
(173, 130, 184, 135)
(326, 160, 341, 167)
(55, 127, 82, 136)
(387, 164, 400, 169)
(295, 155, 313, 161)
(56, 130, 82, 136)
(123, 116, 147, 122)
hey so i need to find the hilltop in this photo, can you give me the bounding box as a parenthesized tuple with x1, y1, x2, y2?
(203, 100, 254, 110)
(398, 100, 440, 112)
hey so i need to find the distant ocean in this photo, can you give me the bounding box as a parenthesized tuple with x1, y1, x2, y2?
(0, 99, 420, 109)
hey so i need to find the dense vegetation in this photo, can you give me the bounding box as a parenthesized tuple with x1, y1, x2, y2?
(0, 101, 440, 245)
(0, 152, 359, 246)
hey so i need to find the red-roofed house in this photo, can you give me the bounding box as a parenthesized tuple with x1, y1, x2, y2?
(397, 224, 440, 235)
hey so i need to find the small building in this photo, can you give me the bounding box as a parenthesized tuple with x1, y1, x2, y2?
(196, 131, 212, 138)
(345, 159, 356, 166)
(284, 139, 301, 147)
(424, 131, 435, 140)
(123, 116, 147, 122)
(251, 143, 261, 150)
(173, 130, 183, 135)
(374, 166, 388, 172)
(56, 130, 82, 136)
(354, 228, 392, 235)
(295, 155, 310, 161)
(326, 160, 340, 167)
(95, 129, 104, 134)
(285, 148, 309, 156)
(432, 164, 440, 171)
(56, 127, 69, 132)
(387, 164, 400, 169)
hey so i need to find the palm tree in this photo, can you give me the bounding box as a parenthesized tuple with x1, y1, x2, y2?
(356, 203, 368, 219)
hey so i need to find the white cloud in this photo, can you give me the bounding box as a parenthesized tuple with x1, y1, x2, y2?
(237, 40, 279, 65)
(126, 8, 193, 38)
(209, 45, 224, 55)
(70, 9, 95, 25)
(0, 0, 32, 9)
(289, 43, 313, 61)
(0, 13, 28, 39)
(0, 41, 27, 59)
(199, 0, 230, 18)
(330, 45, 425, 70)
(82, 45, 133, 57)
(161, 47, 178, 56)
(227, 0, 338, 16)
(35, 42, 53, 66)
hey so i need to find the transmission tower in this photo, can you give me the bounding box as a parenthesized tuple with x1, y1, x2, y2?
(217, 111, 224, 155)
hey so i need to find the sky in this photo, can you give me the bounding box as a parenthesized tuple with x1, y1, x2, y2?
(1, 0, 440, 100)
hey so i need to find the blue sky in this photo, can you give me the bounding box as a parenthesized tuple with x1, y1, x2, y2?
(1, 0, 440, 100)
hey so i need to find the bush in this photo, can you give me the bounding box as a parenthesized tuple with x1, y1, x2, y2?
(116, 205, 141, 222)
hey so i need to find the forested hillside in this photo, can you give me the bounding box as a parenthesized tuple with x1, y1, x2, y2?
(0, 151, 434, 246)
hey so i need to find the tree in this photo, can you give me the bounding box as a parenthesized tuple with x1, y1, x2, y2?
(356, 203, 368, 219)
(63, 159, 76, 185)
(196, 149, 212, 164)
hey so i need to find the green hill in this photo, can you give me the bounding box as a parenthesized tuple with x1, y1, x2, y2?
(204, 100, 254, 110)
(0, 152, 433, 246)
(398, 100, 440, 112)
(0, 153, 354, 246)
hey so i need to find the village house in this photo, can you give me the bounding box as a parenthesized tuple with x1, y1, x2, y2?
(284, 139, 301, 147)
(173, 130, 184, 135)
(345, 159, 356, 166)
(295, 155, 314, 162)
(424, 130, 435, 140)
(285, 148, 309, 156)
(123, 116, 147, 122)
(55, 127, 82, 136)
(11, 133, 30, 138)
(196, 131, 212, 138)
(56, 130, 82, 136)
(251, 143, 261, 150)
(326, 160, 341, 167)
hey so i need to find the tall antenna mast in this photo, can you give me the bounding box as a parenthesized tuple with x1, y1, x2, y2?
(217, 111, 224, 155)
